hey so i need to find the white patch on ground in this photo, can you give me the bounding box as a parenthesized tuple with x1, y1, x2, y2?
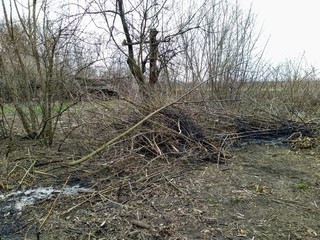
(0, 185, 95, 212)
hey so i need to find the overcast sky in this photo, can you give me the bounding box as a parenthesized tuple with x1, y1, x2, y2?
(239, 0, 320, 68)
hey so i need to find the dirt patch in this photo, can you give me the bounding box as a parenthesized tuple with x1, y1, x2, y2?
(1, 139, 319, 239)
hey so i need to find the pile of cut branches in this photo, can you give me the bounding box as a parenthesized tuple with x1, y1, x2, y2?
(181, 102, 318, 145)
(131, 106, 227, 163)
(69, 97, 319, 167)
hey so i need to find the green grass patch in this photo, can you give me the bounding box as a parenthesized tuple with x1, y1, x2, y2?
(297, 182, 308, 190)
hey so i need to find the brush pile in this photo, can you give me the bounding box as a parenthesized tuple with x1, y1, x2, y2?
(131, 106, 228, 163)
(104, 100, 318, 166)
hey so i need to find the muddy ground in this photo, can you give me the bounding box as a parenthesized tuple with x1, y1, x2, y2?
(0, 137, 319, 240)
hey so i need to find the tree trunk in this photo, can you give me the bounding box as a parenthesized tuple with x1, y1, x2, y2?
(149, 28, 159, 87)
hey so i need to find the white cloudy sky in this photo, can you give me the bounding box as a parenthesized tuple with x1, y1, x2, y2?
(239, 0, 320, 68)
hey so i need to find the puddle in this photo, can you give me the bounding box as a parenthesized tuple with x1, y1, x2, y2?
(231, 136, 289, 148)
(237, 136, 287, 146)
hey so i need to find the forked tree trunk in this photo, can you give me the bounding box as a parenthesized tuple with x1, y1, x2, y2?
(117, 0, 160, 98)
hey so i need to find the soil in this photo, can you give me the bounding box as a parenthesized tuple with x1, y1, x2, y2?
(1, 137, 319, 240)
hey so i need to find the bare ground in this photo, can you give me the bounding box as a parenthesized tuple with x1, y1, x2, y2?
(1, 138, 320, 240)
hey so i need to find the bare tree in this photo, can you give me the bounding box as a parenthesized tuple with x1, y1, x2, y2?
(0, 0, 97, 145)
(87, 0, 202, 98)
(179, 0, 266, 101)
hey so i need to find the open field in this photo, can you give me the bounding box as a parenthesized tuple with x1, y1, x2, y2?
(0, 95, 320, 239)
